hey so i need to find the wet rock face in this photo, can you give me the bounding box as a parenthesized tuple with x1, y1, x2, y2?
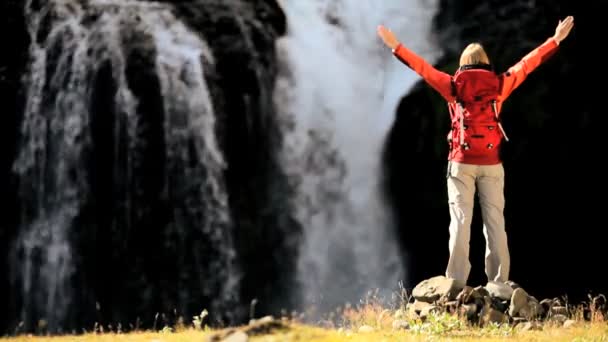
(0, 0, 30, 334)
(164, 0, 302, 326)
(0, 0, 294, 334)
(0, 0, 29, 207)
(153, 0, 299, 323)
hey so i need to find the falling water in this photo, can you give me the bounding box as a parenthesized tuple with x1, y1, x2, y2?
(12, 0, 238, 329)
(274, 0, 441, 313)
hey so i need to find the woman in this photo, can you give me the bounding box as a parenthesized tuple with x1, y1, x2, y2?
(377, 16, 574, 286)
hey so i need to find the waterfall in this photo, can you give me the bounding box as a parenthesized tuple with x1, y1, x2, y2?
(12, 0, 238, 330)
(274, 0, 441, 313)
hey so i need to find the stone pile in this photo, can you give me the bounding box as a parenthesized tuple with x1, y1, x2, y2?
(398, 275, 606, 329)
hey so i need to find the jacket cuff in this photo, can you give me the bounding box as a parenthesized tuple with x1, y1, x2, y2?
(547, 37, 560, 47)
(392, 43, 403, 55)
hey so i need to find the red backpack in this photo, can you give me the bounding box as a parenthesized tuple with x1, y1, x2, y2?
(447, 65, 509, 163)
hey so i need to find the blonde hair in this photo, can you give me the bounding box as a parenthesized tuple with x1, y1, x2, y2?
(459, 43, 490, 66)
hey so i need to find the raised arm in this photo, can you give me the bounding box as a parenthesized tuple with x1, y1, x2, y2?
(377, 25, 454, 102)
(500, 16, 574, 99)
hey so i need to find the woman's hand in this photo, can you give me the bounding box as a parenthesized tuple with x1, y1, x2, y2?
(377, 25, 400, 50)
(553, 16, 574, 45)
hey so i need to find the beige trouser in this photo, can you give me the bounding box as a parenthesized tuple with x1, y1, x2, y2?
(445, 161, 510, 285)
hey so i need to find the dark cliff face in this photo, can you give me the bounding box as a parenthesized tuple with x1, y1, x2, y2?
(158, 0, 300, 326)
(0, 0, 30, 333)
(384, 0, 608, 300)
(0, 0, 297, 333)
(170, 0, 302, 319)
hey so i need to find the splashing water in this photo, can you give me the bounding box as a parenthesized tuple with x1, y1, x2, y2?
(274, 0, 441, 314)
(12, 0, 238, 329)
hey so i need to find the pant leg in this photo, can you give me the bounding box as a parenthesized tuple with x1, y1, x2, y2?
(477, 163, 510, 282)
(445, 162, 477, 286)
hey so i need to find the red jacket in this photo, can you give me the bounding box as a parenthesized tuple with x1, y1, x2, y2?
(392, 37, 559, 164)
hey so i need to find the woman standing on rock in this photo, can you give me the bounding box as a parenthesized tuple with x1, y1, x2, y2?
(376, 16, 574, 286)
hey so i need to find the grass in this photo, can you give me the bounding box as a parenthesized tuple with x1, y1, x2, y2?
(2, 319, 608, 341)
(2, 290, 607, 341)
(2, 320, 607, 342)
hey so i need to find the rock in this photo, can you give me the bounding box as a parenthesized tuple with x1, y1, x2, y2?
(486, 281, 514, 300)
(471, 287, 492, 309)
(563, 319, 577, 328)
(483, 295, 493, 307)
(460, 303, 478, 320)
(509, 288, 541, 320)
(407, 300, 434, 318)
(511, 317, 528, 326)
(525, 298, 543, 320)
(505, 280, 520, 290)
(444, 300, 459, 313)
(472, 286, 490, 308)
(402, 279, 586, 329)
(518, 303, 540, 321)
(412, 276, 464, 303)
(491, 298, 509, 313)
(509, 288, 529, 317)
(419, 305, 439, 320)
(392, 319, 410, 330)
(473, 286, 490, 298)
(480, 307, 508, 326)
(456, 286, 475, 304)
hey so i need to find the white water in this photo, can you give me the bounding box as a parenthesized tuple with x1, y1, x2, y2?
(274, 0, 441, 313)
(14, 0, 237, 327)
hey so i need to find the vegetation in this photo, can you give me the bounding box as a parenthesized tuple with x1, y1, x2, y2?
(2, 289, 606, 341)
(1, 311, 605, 341)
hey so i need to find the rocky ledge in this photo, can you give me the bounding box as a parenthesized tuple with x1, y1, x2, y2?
(394, 275, 606, 330)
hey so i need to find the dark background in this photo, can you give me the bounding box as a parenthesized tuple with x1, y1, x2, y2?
(1, 0, 607, 335)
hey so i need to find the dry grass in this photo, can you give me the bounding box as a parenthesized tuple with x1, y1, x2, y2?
(2, 321, 607, 342)
(2, 290, 607, 341)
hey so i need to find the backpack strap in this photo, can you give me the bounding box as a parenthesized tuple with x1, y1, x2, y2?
(491, 100, 510, 142)
(457, 102, 466, 147)
(449, 76, 469, 149)
(447, 100, 468, 149)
